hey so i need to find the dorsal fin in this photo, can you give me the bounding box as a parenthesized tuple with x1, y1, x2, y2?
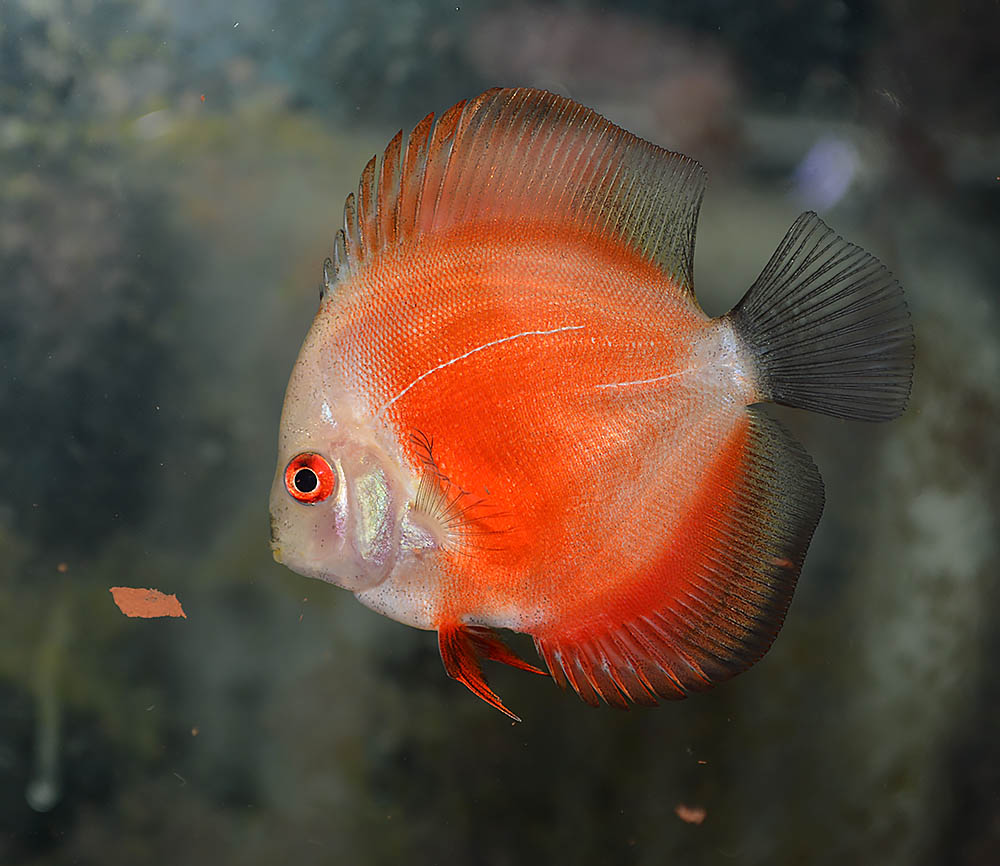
(325, 87, 707, 298)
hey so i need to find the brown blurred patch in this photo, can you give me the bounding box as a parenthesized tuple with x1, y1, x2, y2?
(465, 5, 742, 166)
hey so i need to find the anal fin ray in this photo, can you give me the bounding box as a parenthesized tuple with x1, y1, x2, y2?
(533, 407, 824, 708)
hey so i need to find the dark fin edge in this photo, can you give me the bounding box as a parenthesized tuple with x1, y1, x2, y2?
(532, 408, 823, 708)
(437, 622, 547, 721)
(729, 212, 914, 422)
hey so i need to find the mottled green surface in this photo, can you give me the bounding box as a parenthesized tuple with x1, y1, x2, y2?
(2, 1, 999, 864)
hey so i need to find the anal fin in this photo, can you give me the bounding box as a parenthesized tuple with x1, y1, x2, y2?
(533, 407, 824, 708)
(437, 622, 546, 721)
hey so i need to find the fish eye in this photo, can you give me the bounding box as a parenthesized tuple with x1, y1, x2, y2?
(284, 452, 336, 504)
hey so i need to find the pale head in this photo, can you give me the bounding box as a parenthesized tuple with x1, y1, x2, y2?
(269, 314, 407, 592)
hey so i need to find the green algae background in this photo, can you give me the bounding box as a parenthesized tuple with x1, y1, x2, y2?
(2, 1, 999, 864)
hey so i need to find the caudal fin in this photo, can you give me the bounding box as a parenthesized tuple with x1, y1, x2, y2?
(728, 212, 914, 421)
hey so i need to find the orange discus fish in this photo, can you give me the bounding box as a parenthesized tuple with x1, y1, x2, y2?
(269, 88, 913, 720)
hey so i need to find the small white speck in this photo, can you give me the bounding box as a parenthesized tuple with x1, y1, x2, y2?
(233, 21, 239, 28)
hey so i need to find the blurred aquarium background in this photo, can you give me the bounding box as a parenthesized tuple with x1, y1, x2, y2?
(2, 0, 999, 863)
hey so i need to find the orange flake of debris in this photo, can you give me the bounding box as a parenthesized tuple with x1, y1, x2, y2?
(110, 587, 187, 619)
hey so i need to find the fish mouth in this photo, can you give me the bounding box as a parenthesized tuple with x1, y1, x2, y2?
(268, 513, 284, 562)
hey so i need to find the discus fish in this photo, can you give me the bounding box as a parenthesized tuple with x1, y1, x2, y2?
(269, 88, 913, 720)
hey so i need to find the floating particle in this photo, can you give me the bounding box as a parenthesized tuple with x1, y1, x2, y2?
(110, 586, 187, 619)
(675, 803, 707, 825)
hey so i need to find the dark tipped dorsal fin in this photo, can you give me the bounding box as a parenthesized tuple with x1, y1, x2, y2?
(325, 88, 707, 299)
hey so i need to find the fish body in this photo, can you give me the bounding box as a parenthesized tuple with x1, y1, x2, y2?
(270, 88, 913, 719)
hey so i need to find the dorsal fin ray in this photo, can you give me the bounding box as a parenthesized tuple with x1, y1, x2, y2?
(376, 130, 403, 251)
(326, 88, 707, 297)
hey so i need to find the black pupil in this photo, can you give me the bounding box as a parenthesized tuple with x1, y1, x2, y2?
(294, 467, 318, 493)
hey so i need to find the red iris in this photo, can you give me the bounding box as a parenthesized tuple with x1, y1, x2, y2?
(284, 452, 336, 504)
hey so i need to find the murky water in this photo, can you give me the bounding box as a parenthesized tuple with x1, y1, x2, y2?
(3, 2, 998, 863)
